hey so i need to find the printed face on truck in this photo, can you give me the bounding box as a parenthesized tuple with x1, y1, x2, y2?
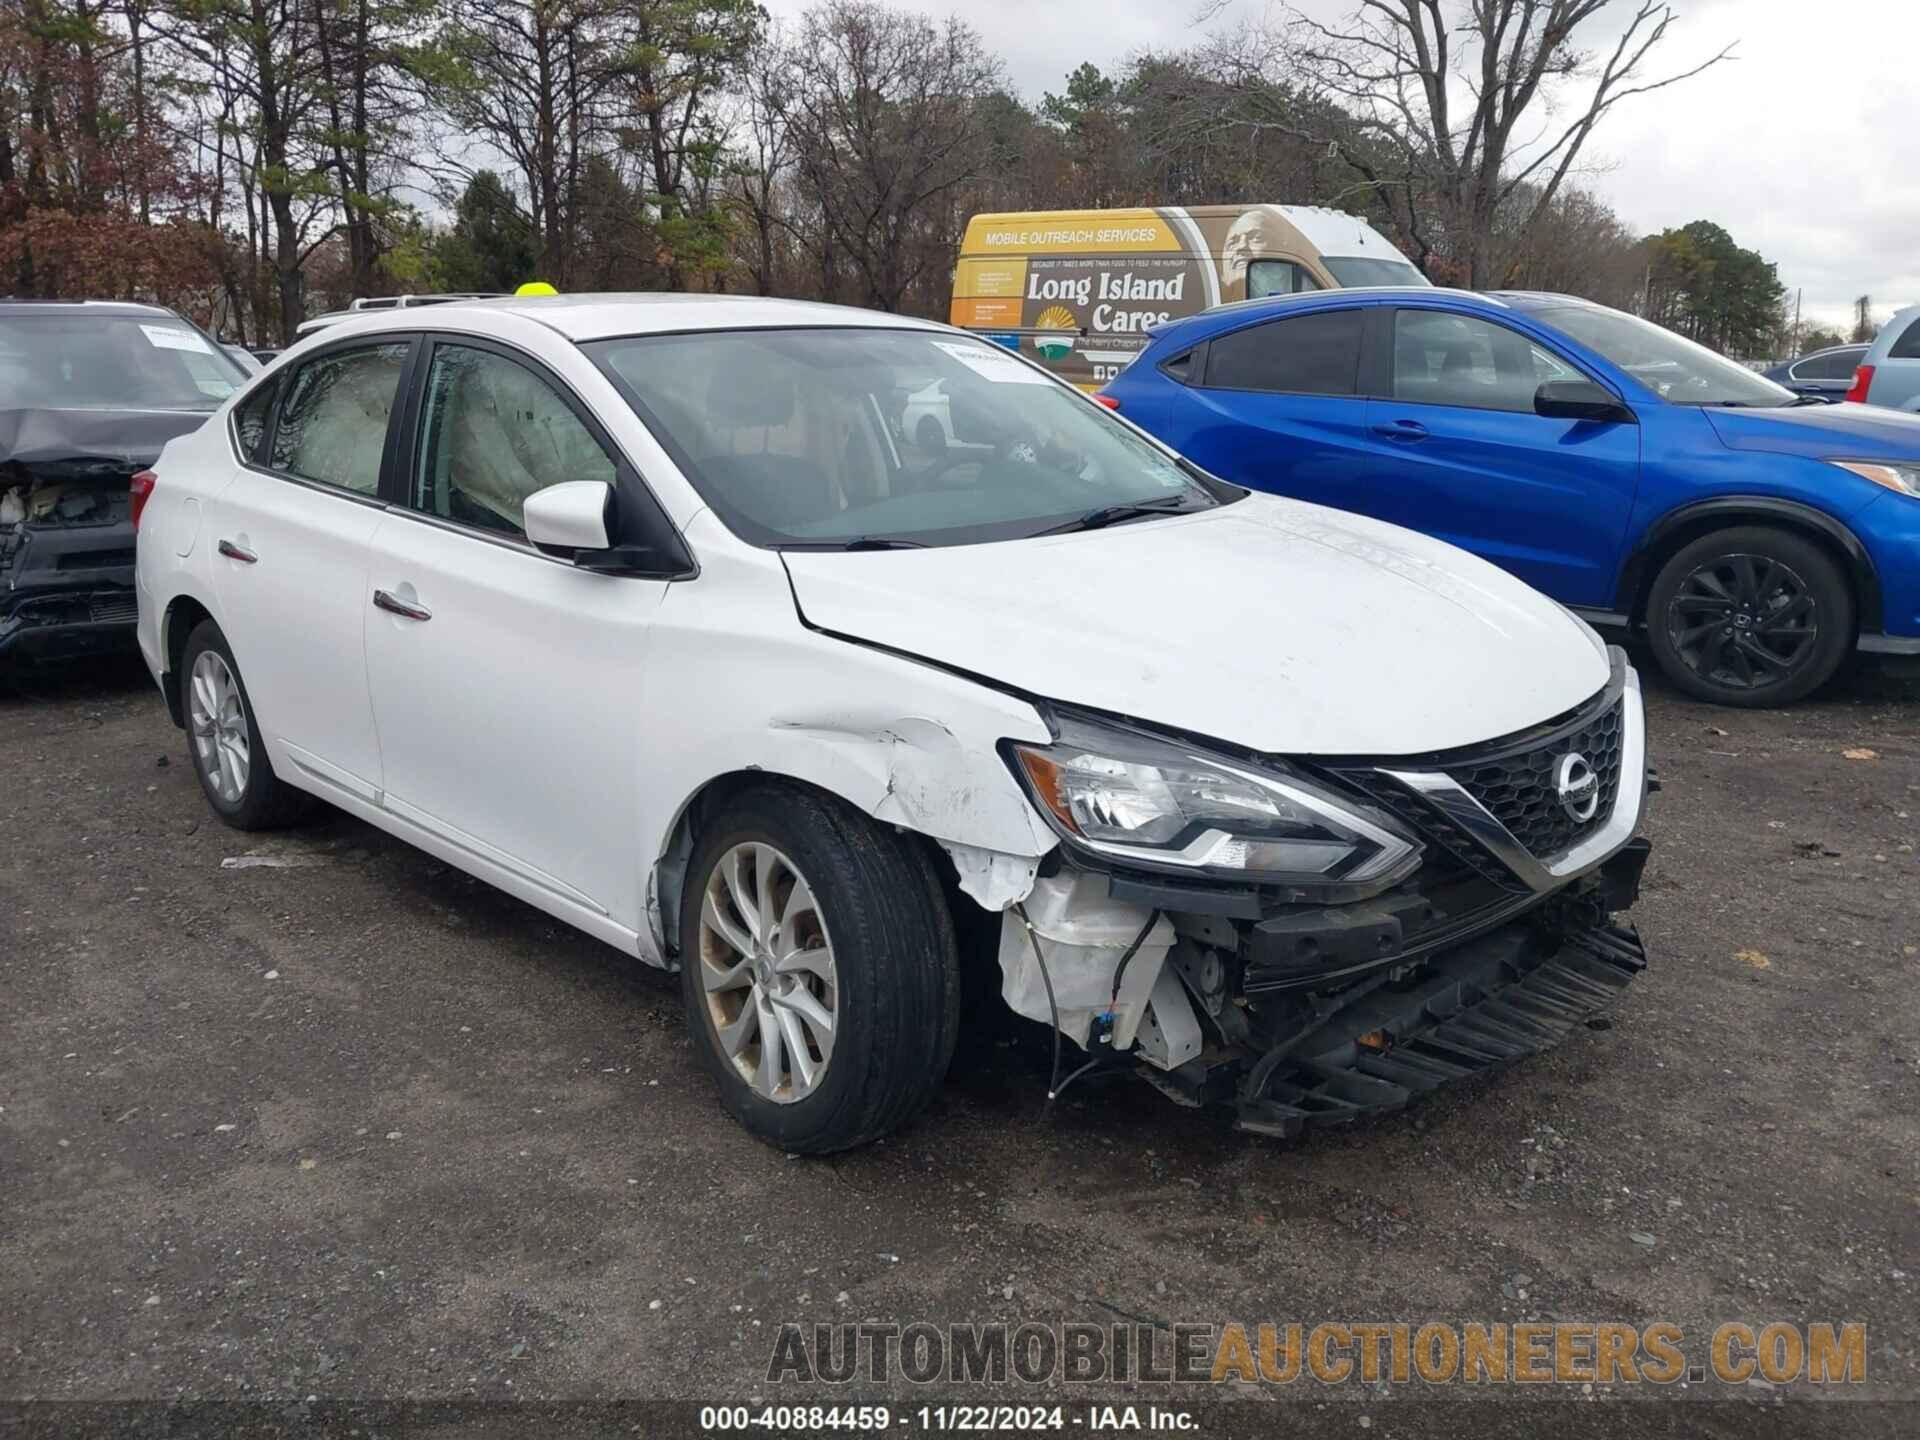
(1220, 209, 1285, 288)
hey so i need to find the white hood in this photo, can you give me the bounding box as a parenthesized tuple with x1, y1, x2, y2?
(782, 494, 1610, 757)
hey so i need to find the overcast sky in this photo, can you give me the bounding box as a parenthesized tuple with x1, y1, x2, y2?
(762, 0, 1918, 334)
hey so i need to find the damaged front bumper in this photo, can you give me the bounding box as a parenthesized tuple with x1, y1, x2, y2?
(2, 480, 141, 663)
(988, 654, 1655, 1136)
(0, 585, 140, 661)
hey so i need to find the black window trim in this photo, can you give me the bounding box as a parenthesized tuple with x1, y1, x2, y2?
(1379, 303, 1614, 415)
(1159, 341, 1206, 385)
(1198, 303, 1369, 397)
(236, 332, 425, 511)
(388, 329, 697, 578)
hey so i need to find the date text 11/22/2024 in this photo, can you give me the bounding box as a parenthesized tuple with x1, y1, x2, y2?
(699, 1406, 1197, 1432)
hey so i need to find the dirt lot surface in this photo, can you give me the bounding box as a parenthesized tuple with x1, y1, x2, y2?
(2, 650, 1915, 1436)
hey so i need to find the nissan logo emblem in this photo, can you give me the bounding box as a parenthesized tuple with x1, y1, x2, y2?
(1554, 753, 1600, 823)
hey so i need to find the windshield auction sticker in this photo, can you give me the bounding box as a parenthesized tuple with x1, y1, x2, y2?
(932, 340, 1054, 386)
(138, 323, 214, 354)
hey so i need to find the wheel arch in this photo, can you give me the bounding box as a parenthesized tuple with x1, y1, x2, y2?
(159, 592, 219, 729)
(645, 767, 987, 970)
(1618, 499, 1881, 635)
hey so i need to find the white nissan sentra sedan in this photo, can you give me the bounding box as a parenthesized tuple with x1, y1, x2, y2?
(133, 294, 1652, 1153)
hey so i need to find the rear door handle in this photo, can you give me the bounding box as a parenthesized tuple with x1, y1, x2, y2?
(373, 588, 432, 622)
(217, 539, 258, 564)
(1371, 420, 1429, 442)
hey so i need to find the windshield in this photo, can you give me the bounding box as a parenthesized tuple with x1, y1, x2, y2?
(588, 329, 1221, 548)
(1532, 304, 1794, 408)
(1323, 257, 1429, 288)
(0, 313, 246, 413)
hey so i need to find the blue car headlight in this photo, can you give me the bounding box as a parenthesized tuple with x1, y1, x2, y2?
(1831, 460, 1920, 498)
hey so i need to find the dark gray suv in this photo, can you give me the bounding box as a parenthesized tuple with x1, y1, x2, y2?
(0, 300, 245, 664)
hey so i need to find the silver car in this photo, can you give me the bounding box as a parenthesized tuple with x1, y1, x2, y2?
(1851, 305, 1920, 412)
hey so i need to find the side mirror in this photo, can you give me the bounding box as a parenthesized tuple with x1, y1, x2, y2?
(523, 478, 697, 579)
(1535, 379, 1635, 425)
(525, 480, 612, 554)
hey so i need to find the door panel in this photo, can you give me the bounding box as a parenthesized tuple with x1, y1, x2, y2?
(1357, 402, 1641, 602)
(1361, 309, 1642, 604)
(205, 471, 388, 797)
(363, 337, 667, 931)
(1171, 307, 1381, 509)
(205, 340, 414, 797)
(362, 521, 666, 927)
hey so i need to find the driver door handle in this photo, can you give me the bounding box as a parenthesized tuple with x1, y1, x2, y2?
(373, 588, 432, 622)
(1371, 419, 1429, 442)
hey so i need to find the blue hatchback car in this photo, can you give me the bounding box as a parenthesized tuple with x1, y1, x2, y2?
(1100, 289, 1920, 706)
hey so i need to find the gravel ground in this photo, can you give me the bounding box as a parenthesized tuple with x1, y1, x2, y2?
(1, 649, 1915, 1435)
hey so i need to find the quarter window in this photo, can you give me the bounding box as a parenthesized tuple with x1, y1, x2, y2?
(1204, 310, 1364, 395)
(1392, 310, 1572, 413)
(412, 343, 616, 538)
(269, 343, 410, 495)
(232, 378, 278, 462)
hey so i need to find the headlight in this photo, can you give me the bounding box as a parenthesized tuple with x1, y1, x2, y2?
(1008, 715, 1420, 893)
(1831, 460, 1920, 498)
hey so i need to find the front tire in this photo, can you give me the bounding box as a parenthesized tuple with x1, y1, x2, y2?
(678, 784, 960, 1154)
(1644, 526, 1853, 707)
(180, 620, 312, 829)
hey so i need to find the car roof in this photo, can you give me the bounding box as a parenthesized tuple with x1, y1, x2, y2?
(1149, 285, 1507, 348)
(0, 298, 180, 318)
(307, 292, 952, 344)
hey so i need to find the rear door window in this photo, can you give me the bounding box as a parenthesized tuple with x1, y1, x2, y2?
(269, 342, 411, 495)
(1890, 322, 1920, 361)
(1203, 310, 1364, 395)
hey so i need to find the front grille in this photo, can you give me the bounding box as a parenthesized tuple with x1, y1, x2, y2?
(88, 594, 139, 625)
(1446, 696, 1623, 861)
(1336, 770, 1527, 892)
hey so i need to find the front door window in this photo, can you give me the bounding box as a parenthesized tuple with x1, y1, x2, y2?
(412, 343, 617, 537)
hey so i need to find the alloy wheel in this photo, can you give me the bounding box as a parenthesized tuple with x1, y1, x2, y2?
(1664, 552, 1818, 692)
(697, 842, 838, 1104)
(188, 650, 251, 803)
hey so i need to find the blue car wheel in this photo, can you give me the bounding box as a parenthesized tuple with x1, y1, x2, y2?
(1645, 526, 1853, 707)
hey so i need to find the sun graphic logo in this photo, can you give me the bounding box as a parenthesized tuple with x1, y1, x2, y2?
(1033, 304, 1077, 361)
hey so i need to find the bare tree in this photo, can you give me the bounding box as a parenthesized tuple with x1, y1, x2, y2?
(155, 0, 334, 339)
(1213, 1, 1733, 286)
(781, 0, 1003, 313)
(725, 22, 794, 297)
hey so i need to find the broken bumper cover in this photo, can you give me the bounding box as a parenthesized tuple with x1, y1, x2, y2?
(0, 588, 140, 660)
(1234, 908, 1647, 1139)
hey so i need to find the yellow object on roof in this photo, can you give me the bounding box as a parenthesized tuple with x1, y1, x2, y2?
(515, 281, 559, 297)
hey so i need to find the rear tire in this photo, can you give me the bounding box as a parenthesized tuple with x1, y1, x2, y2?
(1644, 526, 1852, 707)
(678, 783, 960, 1154)
(180, 620, 313, 829)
